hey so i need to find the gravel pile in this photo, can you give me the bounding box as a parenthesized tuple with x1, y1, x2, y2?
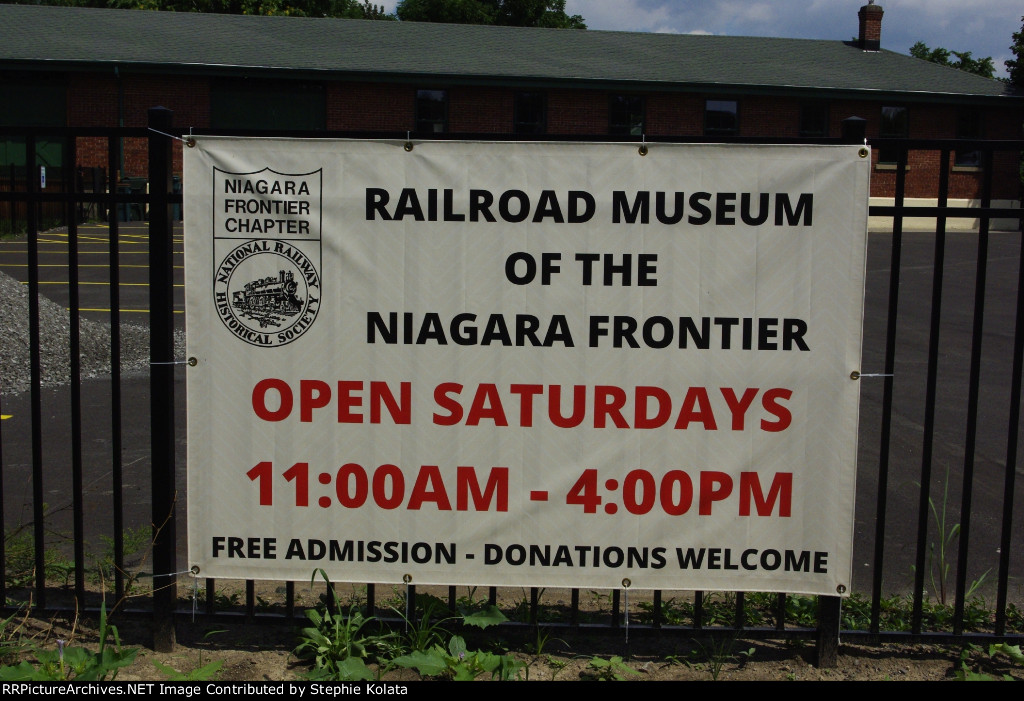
(0, 271, 185, 396)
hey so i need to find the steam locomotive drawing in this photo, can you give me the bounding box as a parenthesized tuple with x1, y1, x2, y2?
(231, 269, 303, 327)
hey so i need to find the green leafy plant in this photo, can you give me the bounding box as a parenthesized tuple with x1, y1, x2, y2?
(393, 633, 525, 680)
(391, 594, 452, 653)
(0, 610, 30, 666)
(524, 626, 565, 656)
(953, 643, 1023, 681)
(4, 524, 75, 590)
(692, 637, 754, 681)
(389, 602, 517, 680)
(91, 526, 151, 588)
(917, 472, 990, 605)
(293, 570, 396, 681)
(544, 654, 569, 681)
(294, 605, 379, 681)
(0, 603, 136, 681)
(583, 655, 638, 681)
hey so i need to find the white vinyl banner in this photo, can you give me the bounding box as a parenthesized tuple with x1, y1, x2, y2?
(184, 139, 869, 596)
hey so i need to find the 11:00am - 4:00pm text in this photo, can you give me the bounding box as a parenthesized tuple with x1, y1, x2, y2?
(245, 461, 794, 517)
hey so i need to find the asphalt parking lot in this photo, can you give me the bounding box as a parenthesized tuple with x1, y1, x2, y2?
(0, 222, 184, 322)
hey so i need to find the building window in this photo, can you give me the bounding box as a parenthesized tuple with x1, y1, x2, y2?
(210, 80, 326, 130)
(514, 91, 546, 135)
(609, 95, 645, 136)
(0, 77, 66, 127)
(415, 89, 448, 134)
(955, 110, 983, 168)
(878, 105, 908, 165)
(704, 100, 739, 136)
(799, 103, 829, 137)
(1, 77, 67, 174)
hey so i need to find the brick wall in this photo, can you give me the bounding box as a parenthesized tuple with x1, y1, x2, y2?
(57, 73, 1023, 200)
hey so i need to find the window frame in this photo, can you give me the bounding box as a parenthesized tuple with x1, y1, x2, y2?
(415, 89, 449, 134)
(608, 94, 646, 137)
(209, 79, 326, 131)
(954, 109, 984, 169)
(799, 103, 829, 138)
(704, 99, 740, 136)
(877, 105, 908, 165)
(513, 91, 547, 135)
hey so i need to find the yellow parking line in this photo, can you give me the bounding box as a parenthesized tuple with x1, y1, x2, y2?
(0, 249, 180, 254)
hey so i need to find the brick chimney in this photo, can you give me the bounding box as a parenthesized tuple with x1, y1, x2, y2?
(858, 2, 883, 51)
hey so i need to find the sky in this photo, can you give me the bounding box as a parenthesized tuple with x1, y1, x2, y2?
(377, 1, 1022, 79)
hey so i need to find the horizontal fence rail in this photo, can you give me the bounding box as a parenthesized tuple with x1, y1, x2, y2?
(0, 119, 1022, 663)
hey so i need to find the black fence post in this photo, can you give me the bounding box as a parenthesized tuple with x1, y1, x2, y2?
(149, 107, 177, 652)
(812, 116, 869, 669)
(841, 116, 867, 145)
(816, 596, 841, 667)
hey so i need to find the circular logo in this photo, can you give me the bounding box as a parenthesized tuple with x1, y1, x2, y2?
(214, 239, 320, 347)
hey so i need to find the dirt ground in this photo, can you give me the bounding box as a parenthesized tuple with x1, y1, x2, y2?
(7, 599, 1021, 682)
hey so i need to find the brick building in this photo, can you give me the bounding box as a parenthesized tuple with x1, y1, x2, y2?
(1, 2, 1021, 227)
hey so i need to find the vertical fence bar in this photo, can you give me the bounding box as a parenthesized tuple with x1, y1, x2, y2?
(67, 136, 86, 605)
(734, 592, 745, 630)
(5, 164, 11, 234)
(366, 583, 376, 616)
(149, 107, 177, 650)
(246, 580, 256, 620)
(775, 593, 786, 632)
(994, 205, 1024, 635)
(27, 134, 46, 610)
(952, 149, 994, 633)
(870, 141, 907, 634)
(108, 135, 126, 603)
(812, 118, 867, 664)
(911, 148, 951, 633)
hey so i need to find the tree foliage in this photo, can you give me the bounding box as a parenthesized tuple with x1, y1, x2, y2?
(395, 0, 585, 28)
(909, 40, 995, 79)
(1007, 16, 1024, 87)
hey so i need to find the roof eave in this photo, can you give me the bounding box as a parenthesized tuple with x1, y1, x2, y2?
(2, 58, 1020, 105)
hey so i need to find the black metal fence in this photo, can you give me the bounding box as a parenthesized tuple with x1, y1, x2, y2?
(1, 111, 1022, 665)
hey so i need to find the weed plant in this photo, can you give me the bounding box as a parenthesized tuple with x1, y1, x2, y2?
(954, 643, 1024, 681)
(153, 630, 226, 681)
(293, 570, 526, 681)
(582, 655, 639, 681)
(0, 604, 136, 681)
(636, 590, 1011, 634)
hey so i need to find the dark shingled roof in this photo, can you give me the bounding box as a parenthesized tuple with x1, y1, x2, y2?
(0, 4, 1018, 101)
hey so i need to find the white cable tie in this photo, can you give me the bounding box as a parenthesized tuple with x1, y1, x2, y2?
(147, 127, 188, 144)
(151, 359, 191, 366)
(858, 373, 894, 377)
(152, 568, 199, 578)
